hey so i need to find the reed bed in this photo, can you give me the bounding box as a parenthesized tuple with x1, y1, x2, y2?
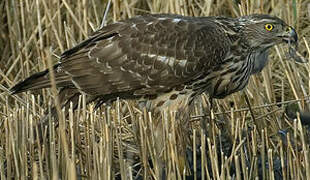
(1, 0, 310, 179)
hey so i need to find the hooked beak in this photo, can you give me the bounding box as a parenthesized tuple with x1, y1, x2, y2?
(281, 26, 298, 44)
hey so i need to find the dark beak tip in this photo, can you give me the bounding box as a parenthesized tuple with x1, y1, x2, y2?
(289, 27, 298, 42)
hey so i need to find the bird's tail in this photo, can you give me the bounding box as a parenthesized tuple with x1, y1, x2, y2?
(10, 64, 71, 94)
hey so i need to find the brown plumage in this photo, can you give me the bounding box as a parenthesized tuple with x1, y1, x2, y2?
(11, 14, 303, 114)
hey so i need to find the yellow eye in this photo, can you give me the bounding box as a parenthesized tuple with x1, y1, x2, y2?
(265, 24, 273, 31)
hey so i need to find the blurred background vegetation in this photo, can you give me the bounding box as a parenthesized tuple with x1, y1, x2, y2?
(0, 0, 310, 179)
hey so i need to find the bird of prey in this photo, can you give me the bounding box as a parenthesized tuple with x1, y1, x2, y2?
(10, 14, 305, 116)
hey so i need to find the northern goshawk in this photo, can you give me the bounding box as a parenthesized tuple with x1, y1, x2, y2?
(10, 14, 305, 115)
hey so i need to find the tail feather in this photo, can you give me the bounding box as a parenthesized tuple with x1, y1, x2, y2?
(10, 64, 71, 94)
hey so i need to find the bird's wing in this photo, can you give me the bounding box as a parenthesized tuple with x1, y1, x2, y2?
(59, 14, 231, 96)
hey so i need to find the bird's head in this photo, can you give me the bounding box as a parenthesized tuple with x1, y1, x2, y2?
(238, 14, 297, 50)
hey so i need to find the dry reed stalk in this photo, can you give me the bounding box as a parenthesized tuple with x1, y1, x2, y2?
(1, 0, 310, 179)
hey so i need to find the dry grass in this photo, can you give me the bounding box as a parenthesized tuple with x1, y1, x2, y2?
(1, 0, 310, 179)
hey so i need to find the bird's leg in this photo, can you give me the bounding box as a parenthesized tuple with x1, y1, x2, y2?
(210, 97, 214, 120)
(176, 105, 193, 174)
(201, 97, 214, 135)
(137, 99, 166, 178)
(243, 92, 258, 128)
